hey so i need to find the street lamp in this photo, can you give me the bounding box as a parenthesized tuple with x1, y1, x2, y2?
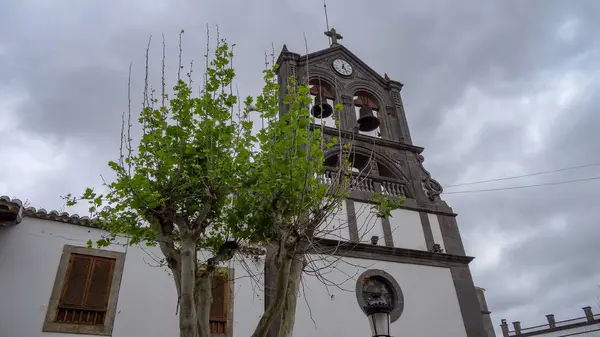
(364, 289, 393, 337)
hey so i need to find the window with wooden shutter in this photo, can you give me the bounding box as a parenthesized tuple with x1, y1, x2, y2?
(43, 245, 125, 336)
(209, 273, 229, 334)
(55, 253, 116, 325)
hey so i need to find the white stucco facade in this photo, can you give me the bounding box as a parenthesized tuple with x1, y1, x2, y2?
(428, 213, 446, 251)
(320, 201, 440, 251)
(354, 201, 385, 245)
(0, 202, 484, 337)
(388, 208, 427, 251)
(321, 201, 351, 242)
(0, 217, 265, 337)
(294, 254, 468, 337)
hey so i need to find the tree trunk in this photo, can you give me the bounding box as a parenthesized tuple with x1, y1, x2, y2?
(195, 273, 212, 337)
(277, 255, 305, 337)
(180, 234, 199, 337)
(251, 231, 296, 337)
(157, 235, 183, 312)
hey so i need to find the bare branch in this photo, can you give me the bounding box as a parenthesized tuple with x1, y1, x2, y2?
(162, 33, 166, 108)
(178, 30, 183, 82)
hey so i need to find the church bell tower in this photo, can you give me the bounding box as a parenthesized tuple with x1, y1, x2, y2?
(273, 29, 491, 337)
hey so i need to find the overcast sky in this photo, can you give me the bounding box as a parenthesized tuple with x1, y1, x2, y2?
(1, 0, 599, 334)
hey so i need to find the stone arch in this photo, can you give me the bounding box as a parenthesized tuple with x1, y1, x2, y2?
(323, 145, 415, 198)
(344, 79, 391, 109)
(306, 70, 342, 99)
(354, 145, 412, 181)
(345, 80, 391, 137)
(306, 71, 341, 125)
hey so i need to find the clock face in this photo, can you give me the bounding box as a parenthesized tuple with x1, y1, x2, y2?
(333, 59, 353, 76)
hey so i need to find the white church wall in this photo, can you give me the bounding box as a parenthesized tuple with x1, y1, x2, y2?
(294, 254, 468, 337)
(0, 217, 264, 337)
(319, 201, 351, 242)
(428, 213, 446, 251)
(388, 208, 427, 250)
(354, 201, 385, 245)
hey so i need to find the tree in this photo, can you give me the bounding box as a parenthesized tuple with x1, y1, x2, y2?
(64, 30, 401, 337)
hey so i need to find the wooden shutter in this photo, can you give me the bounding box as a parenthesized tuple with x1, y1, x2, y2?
(209, 273, 229, 334)
(84, 257, 115, 310)
(56, 253, 115, 325)
(60, 254, 93, 307)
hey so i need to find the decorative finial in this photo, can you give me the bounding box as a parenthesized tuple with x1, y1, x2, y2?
(384, 73, 390, 82)
(324, 28, 343, 46)
(282, 44, 288, 52)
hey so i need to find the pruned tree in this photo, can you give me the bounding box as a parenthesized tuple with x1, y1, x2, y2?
(64, 30, 401, 337)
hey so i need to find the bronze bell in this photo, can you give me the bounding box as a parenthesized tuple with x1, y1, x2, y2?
(357, 105, 380, 132)
(310, 95, 334, 119)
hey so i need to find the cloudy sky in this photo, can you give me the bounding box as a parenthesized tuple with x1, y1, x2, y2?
(1, 0, 599, 334)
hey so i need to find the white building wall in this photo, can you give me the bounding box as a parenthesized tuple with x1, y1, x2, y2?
(0, 217, 264, 337)
(294, 255, 468, 337)
(388, 208, 427, 250)
(320, 201, 351, 242)
(428, 213, 446, 251)
(354, 201, 385, 245)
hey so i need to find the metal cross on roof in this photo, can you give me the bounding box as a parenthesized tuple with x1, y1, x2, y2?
(324, 28, 343, 46)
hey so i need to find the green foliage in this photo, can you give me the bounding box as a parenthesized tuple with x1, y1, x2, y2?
(63, 35, 346, 255)
(369, 194, 404, 218)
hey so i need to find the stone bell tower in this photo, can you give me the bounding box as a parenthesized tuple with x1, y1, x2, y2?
(275, 28, 444, 206)
(273, 29, 490, 337)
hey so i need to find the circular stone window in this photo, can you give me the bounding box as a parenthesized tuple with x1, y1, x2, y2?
(355, 269, 404, 322)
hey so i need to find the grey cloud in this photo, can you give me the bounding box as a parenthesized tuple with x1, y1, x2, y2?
(1, 0, 600, 334)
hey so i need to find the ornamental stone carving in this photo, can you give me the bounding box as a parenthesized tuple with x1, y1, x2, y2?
(381, 148, 402, 164)
(355, 269, 404, 323)
(391, 89, 402, 106)
(417, 154, 443, 201)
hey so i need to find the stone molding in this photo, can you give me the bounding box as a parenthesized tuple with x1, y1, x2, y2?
(311, 238, 474, 266)
(42, 245, 125, 336)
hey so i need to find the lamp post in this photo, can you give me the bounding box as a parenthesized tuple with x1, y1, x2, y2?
(364, 290, 393, 337)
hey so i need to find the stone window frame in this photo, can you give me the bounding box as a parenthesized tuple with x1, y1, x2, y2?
(355, 269, 404, 323)
(42, 244, 125, 336)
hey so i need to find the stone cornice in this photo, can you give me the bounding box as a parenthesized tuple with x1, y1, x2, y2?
(316, 125, 425, 153)
(311, 238, 474, 265)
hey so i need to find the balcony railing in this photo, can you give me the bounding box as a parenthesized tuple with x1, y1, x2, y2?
(506, 313, 600, 336)
(319, 167, 410, 198)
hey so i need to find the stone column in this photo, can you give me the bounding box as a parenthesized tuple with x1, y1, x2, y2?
(276, 50, 299, 117)
(583, 306, 594, 322)
(340, 94, 356, 133)
(500, 319, 510, 337)
(475, 287, 495, 337)
(389, 82, 412, 144)
(383, 105, 401, 142)
(512, 321, 522, 335)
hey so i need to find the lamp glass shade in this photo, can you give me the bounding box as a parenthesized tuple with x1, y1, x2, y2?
(368, 311, 390, 337)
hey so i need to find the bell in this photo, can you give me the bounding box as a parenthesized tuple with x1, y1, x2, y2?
(310, 95, 334, 119)
(357, 106, 380, 132)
